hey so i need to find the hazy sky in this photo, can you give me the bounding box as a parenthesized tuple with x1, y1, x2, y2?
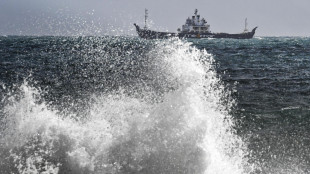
(1, 0, 310, 36)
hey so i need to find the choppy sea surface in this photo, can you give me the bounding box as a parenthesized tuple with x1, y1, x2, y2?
(0, 36, 310, 174)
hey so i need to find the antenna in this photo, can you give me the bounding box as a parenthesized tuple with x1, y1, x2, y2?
(244, 18, 248, 32)
(144, 8, 148, 29)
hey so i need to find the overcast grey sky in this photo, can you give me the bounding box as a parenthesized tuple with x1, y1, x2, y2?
(1, 0, 310, 36)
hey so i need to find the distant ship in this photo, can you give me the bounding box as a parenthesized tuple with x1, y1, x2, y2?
(134, 9, 258, 39)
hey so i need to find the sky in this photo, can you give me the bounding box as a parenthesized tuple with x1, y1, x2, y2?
(0, 0, 310, 36)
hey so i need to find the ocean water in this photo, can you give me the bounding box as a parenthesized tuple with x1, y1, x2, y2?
(0, 36, 309, 174)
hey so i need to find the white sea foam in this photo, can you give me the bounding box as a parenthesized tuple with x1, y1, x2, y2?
(0, 39, 253, 173)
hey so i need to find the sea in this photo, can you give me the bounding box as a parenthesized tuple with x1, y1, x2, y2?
(0, 36, 310, 174)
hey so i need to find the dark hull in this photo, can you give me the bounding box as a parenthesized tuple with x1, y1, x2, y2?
(134, 24, 257, 39)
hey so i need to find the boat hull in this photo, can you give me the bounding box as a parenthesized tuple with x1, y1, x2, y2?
(134, 24, 257, 39)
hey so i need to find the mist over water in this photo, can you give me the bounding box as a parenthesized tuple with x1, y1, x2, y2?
(0, 37, 252, 173)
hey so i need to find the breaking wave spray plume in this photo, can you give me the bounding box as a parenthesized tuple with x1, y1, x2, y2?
(0, 38, 254, 173)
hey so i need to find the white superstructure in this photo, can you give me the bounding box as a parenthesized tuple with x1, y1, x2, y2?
(179, 9, 211, 33)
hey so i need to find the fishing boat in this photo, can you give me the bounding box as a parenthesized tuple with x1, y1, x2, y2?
(134, 9, 258, 39)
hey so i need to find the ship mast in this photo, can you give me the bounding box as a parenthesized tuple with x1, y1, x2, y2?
(244, 18, 248, 32)
(144, 8, 148, 29)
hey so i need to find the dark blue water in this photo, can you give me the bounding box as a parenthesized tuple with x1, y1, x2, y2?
(192, 37, 310, 173)
(0, 36, 310, 173)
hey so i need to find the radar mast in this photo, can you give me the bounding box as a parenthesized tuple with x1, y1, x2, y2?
(244, 18, 248, 32)
(144, 9, 148, 29)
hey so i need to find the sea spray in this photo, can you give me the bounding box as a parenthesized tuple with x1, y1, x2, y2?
(0, 38, 252, 173)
